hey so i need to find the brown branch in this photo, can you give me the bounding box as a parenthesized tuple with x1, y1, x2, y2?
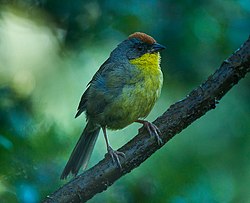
(43, 36, 250, 203)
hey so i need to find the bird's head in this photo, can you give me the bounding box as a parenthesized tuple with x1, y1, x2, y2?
(110, 32, 165, 66)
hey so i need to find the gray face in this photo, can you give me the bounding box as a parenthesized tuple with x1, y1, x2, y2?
(110, 38, 165, 62)
(125, 38, 155, 60)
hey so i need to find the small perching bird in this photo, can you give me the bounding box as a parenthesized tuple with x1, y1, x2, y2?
(61, 32, 165, 179)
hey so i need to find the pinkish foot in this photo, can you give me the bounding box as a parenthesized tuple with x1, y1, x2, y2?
(107, 146, 126, 169)
(136, 120, 163, 145)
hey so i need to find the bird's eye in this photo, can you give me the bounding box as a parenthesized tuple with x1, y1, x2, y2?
(136, 44, 143, 51)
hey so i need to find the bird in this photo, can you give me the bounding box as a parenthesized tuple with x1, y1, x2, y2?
(60, 32, 165, 179)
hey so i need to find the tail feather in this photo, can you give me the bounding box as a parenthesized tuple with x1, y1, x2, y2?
(60, 123, 100, 179)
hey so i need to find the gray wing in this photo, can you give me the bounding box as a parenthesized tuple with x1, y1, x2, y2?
(75, 58, 111, 118)
(75, 58, 131, 118)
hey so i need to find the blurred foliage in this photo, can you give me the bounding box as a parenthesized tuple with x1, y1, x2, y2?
(0, 0, 249, 202)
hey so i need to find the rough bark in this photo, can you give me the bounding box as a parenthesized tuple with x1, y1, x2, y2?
(43, 36, 250, 203)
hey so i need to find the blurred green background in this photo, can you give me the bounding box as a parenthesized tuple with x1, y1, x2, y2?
(0, 0, 249, 202)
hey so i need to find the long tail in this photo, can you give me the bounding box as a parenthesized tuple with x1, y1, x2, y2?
(60, 122, 100, 179)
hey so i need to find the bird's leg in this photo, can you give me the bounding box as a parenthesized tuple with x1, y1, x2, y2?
(136, 120, 163, 145)
(102, 127, 125, 169)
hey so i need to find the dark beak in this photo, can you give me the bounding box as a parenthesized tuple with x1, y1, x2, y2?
(150, 42, 166, 53)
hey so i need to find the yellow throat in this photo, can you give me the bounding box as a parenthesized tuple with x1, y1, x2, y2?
(129, 51, 163, 98)
(129, 52, 161, 75)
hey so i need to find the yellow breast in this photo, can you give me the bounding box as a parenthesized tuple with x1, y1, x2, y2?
(104, 52, 163, 129)
(130, 52, 163, 100)
(127, 52, 163, 119)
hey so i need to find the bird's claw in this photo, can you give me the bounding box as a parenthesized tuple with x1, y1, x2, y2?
(107, 146, 125, 169)
(140, 121, 163, 145)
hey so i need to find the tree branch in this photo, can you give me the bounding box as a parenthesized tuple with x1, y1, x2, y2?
(43, 36, 250, 203)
